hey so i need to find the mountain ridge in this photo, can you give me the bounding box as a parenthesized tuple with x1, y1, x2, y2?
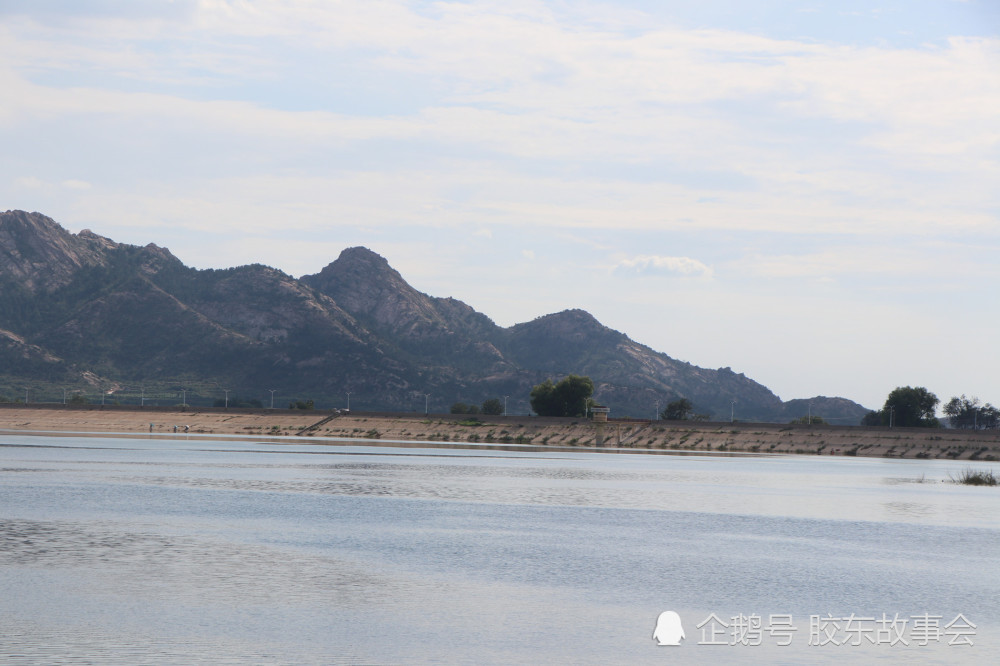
(0, 210, 869, 422)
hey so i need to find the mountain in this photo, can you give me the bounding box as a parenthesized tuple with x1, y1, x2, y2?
(301, 247, 507, 374)
(0, 210, 870, 422)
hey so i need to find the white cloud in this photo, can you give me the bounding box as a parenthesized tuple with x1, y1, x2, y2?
(614, 254, 712, 278)
(736, 243, 1000, 285)
(0, 0, 998, 407)
(13, 176, 43, 189)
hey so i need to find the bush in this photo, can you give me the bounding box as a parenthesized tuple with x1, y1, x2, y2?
(662, 398, 693, 420)
(950, 468, 999, 486)
(789, 415, 827, 425)
(481, 398, 503, 415)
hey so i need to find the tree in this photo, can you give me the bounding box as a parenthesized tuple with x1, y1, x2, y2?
(789, 415, 827, 425)
(530, 375, 594, 417)
(883, 386, 939, 428)
(481, 398, 503, 416)
(661, 398, 693, 421)
(861, 410, 882, 427)
(450, 402, 479, 415)
(529, 379, 557, 416)
(289, 399, 315, 410)
(944, 395, 999, 430)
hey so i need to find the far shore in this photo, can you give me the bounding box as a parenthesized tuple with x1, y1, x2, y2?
(2, 404, 999, 461)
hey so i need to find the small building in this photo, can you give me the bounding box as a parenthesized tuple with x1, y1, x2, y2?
(591, 406, 610, 422)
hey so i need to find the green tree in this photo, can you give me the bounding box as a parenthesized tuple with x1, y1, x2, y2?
(68, 393, 88, 405)
(943, 395, 999, 430)
(661, 398, 693, 421)
(861, 410, 882, 427)
(289, 399, 315, 410)
(530, 375, 594, 417)
(789, 415, 827, 425)
(450, 402, 479, 415)
(481, 398, 503, 415)
(883, 386, 940, 428)
(530, 379, 557, 416)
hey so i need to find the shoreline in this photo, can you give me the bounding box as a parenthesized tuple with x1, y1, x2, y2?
(2, 405, 1000, 461)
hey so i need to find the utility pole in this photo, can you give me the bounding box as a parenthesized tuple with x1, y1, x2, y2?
(269, 389, 277, 409)
(224, 389, 230, 408)
(504, 395, 509, 417)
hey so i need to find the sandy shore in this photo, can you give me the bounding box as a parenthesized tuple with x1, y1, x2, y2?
(2, 405, 1000, 461)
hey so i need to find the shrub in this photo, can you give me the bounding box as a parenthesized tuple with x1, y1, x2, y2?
(950, 468, 999, 486)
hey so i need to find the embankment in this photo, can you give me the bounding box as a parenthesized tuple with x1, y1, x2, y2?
(1, 404, 999, 460)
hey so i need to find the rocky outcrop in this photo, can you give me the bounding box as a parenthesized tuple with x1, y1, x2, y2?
(0, 210, 116, 291)
(302, 247, 509, 374)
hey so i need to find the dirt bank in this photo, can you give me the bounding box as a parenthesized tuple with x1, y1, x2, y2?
(2, 405, 999, 461)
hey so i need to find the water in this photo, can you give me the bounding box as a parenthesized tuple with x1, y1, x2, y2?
(1, 433, 998, 664)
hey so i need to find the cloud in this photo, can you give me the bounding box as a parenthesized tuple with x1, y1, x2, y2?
(614, 254, 712, 277)
(13, 176, 43, 188)
(1, 2, 997, 271)
(1, 4, 994, 251)
(737, 243, 999, 285)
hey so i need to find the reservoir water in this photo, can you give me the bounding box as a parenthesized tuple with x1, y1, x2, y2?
(1, 432, 998, 664)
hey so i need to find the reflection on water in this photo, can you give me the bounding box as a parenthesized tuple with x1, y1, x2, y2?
(1, 434, 998, 664)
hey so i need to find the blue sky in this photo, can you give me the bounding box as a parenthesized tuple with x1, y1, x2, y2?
(1, 0, 998, 411)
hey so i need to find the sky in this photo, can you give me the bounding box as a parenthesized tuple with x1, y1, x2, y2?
(1, 0, 998, 411)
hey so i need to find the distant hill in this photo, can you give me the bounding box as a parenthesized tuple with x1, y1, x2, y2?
(0, 210, 870, 422)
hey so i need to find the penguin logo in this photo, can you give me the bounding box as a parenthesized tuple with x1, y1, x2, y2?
(652, 610, 685, 646)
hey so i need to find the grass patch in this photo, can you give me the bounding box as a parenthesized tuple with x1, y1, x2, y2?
(950, 468, 999, 486)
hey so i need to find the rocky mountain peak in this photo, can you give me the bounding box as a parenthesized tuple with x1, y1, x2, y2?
(524, 309, 605, 334)
(0, 210, 114, 291)
(78, 228, 119, 251)
(136, 242, 182, 275)
(303, 246, 442, 332)
(306, 247, 400, 292)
